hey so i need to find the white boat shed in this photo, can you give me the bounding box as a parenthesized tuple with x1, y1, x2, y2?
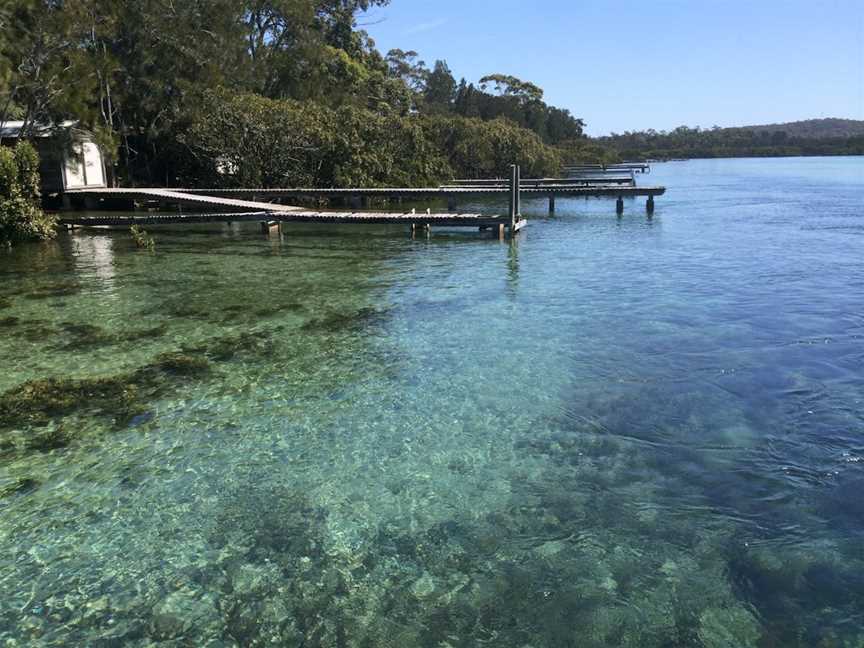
(0, 121, 107, 199)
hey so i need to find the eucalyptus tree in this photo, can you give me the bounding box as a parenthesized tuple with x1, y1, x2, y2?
(424, 60, 456, 113)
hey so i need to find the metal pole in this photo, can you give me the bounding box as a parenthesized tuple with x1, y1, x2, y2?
(515, 165, 521, 219)
(509, 164, 517, 230)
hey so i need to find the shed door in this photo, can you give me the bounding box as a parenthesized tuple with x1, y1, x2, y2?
(63, 146, 86, 189)
(63, 141, 105, 189)
(81, 142, 105, 186)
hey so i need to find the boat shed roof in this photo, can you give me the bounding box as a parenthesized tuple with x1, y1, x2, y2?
(0, 120, 78, 139)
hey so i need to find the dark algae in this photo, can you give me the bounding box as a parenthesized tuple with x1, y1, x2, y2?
(0, 375, 145, 436)
(0, 352, 214, 455)
(23, 280, 81, 300)
(149, 352, 211, 376)
(0, 477, 40, 499)
(301, 307, 389, 333)
(0, 326, 291, 456)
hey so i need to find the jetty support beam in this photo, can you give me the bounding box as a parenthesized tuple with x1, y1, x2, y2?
(646, 195, 655, 214)
(410, 223, 431, 238)
(616, 197, 624, 214)
(509, 164, 521, 231)
(549, 195, 555, 213)
(261, 220, 280, 235)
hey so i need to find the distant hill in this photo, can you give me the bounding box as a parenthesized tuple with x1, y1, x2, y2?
(737, 118, 864, 139)
(594, 117, 864, 161)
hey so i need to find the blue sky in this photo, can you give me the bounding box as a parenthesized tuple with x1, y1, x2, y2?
(360, 0, 864, 136)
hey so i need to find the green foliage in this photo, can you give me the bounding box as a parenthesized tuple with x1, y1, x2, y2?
(479, 73, 544, 102)
(129, 224, 155, 251)
(178, 91, 335, 188)
(423, 115, 563, 178)
(455, 73, 584, 144)
(1, 0, 584, 186)
(557, 139, 622, 165)
(327, 108, 453, 187)
(424, 60, 457, 112)
(176, 89, 564, 187)
(0, 142, 56, 245)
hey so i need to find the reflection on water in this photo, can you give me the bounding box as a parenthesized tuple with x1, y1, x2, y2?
(1, 157, 863, 646)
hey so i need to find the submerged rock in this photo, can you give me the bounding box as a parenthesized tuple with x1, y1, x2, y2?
(150, 590, 219, 640)
(410, 572, 438, 600)
(151, 352, 211, 376)
(534, 539, 568, 559)
(697, 605, 761, 648)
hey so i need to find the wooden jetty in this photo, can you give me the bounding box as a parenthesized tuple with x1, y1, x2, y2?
(59, 165, 532, 239)
(563, 162, 650, 174)
(58, 209, 524, 236)
(442, 176, 636, 187)
(59, 163, 666, 237)
(62, 187, 306, 213)
(162, 185, 660, 200)
(67, 183, 665, 216)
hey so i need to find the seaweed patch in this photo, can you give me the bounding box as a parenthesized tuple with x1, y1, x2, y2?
(0, 351, 214, 453)
(23, 280, 81, 300)
(301, 307, 389, 333)
(0, 477, 39, 499)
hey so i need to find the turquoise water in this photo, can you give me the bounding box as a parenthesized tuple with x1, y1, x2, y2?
(0, 156, 862, 646)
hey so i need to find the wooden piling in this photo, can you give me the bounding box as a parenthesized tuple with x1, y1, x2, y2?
(548, 195, 555, 213)
(509, 164, 521, 232)
(646, 195, 655, 214)
(616, 197, 624, 214)
(261, 220, 280, 235)
(515, 165, 522, 217)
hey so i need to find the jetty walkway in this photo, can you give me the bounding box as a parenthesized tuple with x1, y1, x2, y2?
(65, 183, 665, 215)
(59, 163, 665, 236)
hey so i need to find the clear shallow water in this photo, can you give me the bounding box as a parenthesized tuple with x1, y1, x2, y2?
(0, 156, 862, 647)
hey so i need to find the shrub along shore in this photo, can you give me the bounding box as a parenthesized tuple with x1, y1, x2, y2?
(0, 142, 56, 245)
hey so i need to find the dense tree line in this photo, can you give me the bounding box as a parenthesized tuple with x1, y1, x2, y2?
(741, 118, 864, 140)
(598, 125, 864, 161)
(383, 52, 585, 145)
(0, 0, 588, 188)
(177, 90, 562, 186)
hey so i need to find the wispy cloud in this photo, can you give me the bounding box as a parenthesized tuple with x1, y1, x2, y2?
(404, 18, 448, 35)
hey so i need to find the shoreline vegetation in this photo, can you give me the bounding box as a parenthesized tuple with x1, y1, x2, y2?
(0, 142, 56, 245)
(597, 119, 864, 161)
